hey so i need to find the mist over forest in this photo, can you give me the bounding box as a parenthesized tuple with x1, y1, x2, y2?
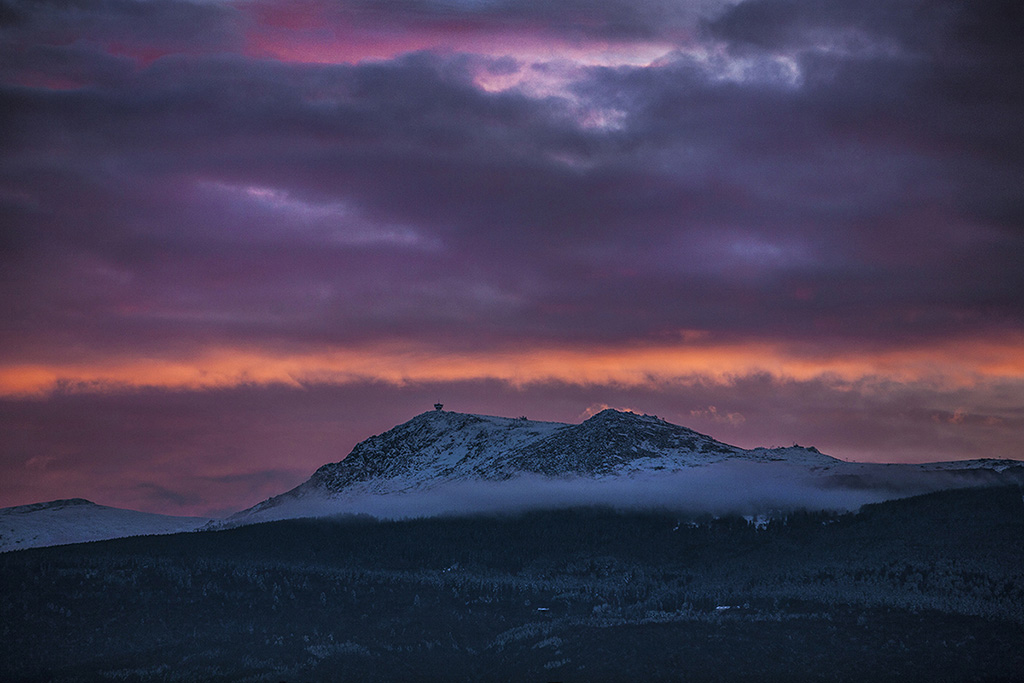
(231, 461, 1021, 523)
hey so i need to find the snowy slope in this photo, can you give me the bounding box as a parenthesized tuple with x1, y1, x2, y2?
(0, 498, 210, 553)
(502, 409, 746, 476)
(237, 411, 569, 520)
(309, 410, 570, 491)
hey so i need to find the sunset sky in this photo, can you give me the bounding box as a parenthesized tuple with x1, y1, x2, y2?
(2, 0, 1022, 516)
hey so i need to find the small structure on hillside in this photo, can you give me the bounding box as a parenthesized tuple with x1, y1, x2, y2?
(434, 402, 444, 411)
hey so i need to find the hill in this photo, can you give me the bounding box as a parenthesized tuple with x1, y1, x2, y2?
(2, 486, 1022, 681)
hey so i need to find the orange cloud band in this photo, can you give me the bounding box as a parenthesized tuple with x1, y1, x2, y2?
(2, 337, 1022, 397)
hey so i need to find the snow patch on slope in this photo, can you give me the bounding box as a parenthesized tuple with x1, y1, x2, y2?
(0, 499, 210, 552)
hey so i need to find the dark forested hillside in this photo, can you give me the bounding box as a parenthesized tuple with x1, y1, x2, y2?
(2, 486, 1023, 682)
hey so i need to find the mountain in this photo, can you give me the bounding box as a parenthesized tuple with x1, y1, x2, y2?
(0, 498, 210, 553)
(320, 407, 837, 483)
(230, 408, 1024, 525)
(227, 409, 848, 523)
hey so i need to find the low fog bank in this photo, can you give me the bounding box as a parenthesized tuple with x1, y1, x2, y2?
(233, 461, 1022, 525)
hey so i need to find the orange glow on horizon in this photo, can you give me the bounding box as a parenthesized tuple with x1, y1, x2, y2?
(2, 336, 1023, 397)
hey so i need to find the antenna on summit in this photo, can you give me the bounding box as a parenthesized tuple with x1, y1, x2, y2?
(434, 402, 444, 411)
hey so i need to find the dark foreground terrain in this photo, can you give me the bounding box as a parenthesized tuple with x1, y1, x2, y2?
(2, 486, 1023, 682)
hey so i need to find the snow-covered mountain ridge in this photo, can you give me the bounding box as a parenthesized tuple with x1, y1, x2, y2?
(231, 408, 1022, 525)
(318, 408, 840, 485)
(0, 499, 209, 553)
(236, 409, 843, 519)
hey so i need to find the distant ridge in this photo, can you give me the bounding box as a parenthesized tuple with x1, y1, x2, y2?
(3, 498, 97, 513)
(0, 499, 209, 553)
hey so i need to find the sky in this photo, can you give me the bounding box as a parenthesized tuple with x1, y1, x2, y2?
(1, 0, 1022, 517)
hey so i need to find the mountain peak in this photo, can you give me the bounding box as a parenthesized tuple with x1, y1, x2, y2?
(583, 408, 674, 426)
(290, 408, 806, 494)
(585, 408, 641, 420)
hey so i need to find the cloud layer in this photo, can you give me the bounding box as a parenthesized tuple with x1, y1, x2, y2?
(240, 464, 902, 522)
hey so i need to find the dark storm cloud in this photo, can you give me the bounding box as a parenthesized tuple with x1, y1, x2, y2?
(703, 0, 1024, 199)
(707, 0, 1024, 56)
(0, 0, 240, 54)
(256, 0, 715, 43)
(2, 6, 1023, 359)
(0, 0, 712, 69)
